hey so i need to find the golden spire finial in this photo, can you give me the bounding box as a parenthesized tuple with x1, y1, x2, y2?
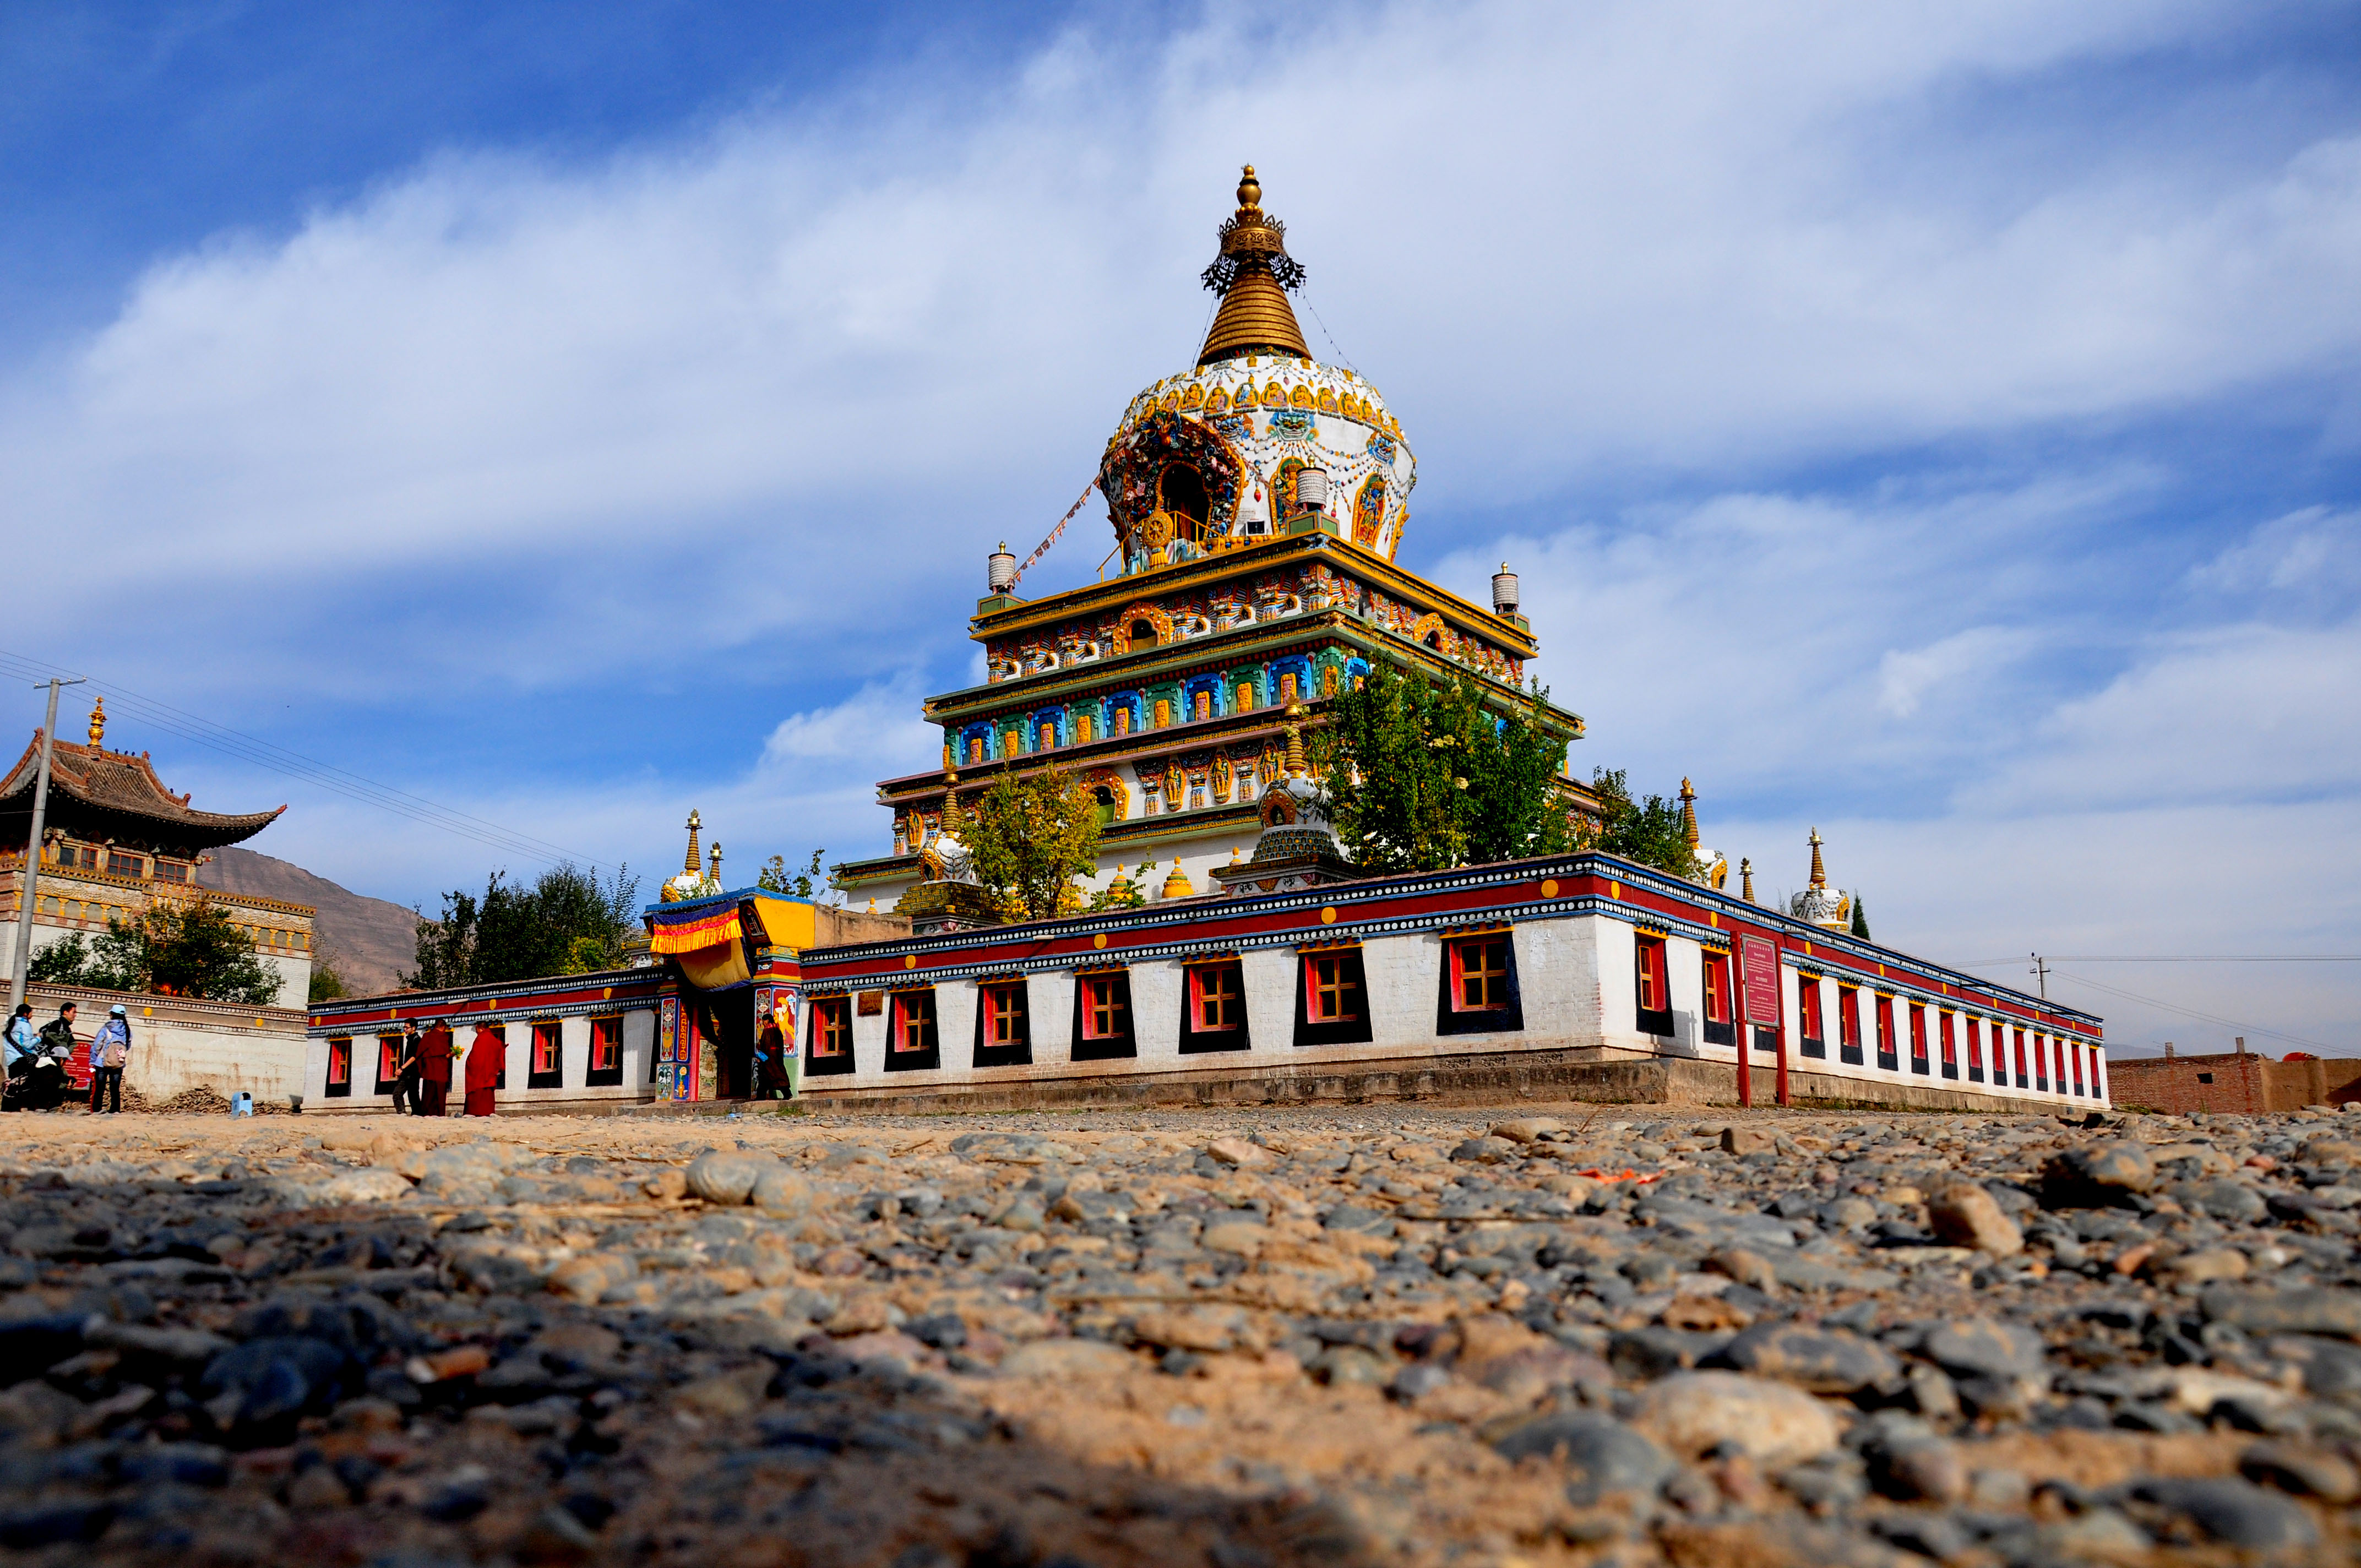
(1199, 164, 1308, 366)
(86, 698, 105, 749)
(709, 842, 722, 885)
(1740, 857, 1755, 904)
(683, 810, 703, 876)
(1679, 777, 1699, 851)
(1807, 828, 1826, 891)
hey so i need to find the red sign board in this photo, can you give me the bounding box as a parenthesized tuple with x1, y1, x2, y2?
(1739, 937, 1781, 1027)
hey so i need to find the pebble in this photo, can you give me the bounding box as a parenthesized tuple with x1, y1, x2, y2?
(3, 1101, 2353, 1565)
(1631, 1371, 1840, 1466)
(1925, 1181, 2023, 1255)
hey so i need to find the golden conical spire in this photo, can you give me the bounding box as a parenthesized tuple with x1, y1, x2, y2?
(1807, 829, 1827, 891)
(1198, 165, 1309, 366)
(683, 810, 703, 876)
(708, 842, 722, 885)
(1282, 703, 1307, 777)
(1679, 777, 1699, 852)
(1740, 857, 1755, 904)
(86, 698, 106, 749)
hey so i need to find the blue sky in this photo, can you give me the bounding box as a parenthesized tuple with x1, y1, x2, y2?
(2, 1, 2356, 1053)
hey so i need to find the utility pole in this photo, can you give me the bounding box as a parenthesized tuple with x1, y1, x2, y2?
(2029, 952, 2050, 1000)
(8, 678, 86, 1016)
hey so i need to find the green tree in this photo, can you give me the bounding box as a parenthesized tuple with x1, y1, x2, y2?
(1849, 895, 1870, 940)
(963, 763, 1103, 921)
(1577, 769, 1704, 879)
(26, 932, 94, 985)
(1315, 663, 1573, 873)
(758, 849, 830, 899)
(32, 896, 284, 1005)
(308, 947, 349, 1003)
(405, 862, 640, 988)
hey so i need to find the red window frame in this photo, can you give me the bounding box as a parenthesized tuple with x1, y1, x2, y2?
(1188, 964, 1245, 1032)
(1875, 994, 1897, 1061)
(377, 1035, 400, 1085)
(326, 1037, 352, 1086)
(2014, 1029, 2029, 1086)
(531, 1021, 561, 1074)
(1634, 937, 1668, 1014)
(811, 997, 852, 1057)
(1966, 1017, 1983, 1073)
(589, 1016, 621, 1073)
(1082, 974, 1129, 1039)
(1701, 950, 1732, 1026)
(893, 990, 936, 1054)
(2070, 1038, 2085, 1094)
(1908, 1004, 1928, 1067)
(982, 982, 1027, 1046)
(1305, 953, 1361, 1023)
(1838, 987, 1862, 1051)
(1797, 979, 1824, 1042)
(1939, 1011, 1956, 1068)
(1451, 937, 1513, 1013)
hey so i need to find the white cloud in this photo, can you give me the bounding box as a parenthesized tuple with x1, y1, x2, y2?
(1878, 628, 2034, 718)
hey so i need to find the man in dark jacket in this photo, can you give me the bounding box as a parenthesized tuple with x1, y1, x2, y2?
(390, 1024, 423, 1115)
(32, 1003, 77, 1112)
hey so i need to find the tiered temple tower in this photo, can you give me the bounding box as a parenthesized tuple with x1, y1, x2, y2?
(833, 169, 1591, 911)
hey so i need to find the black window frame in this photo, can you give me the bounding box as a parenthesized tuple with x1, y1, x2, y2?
(1294, 947, 1373, 1048)
(1797, 975, 1826, 1059)
(1436, 933, 1523, 1037)
(886, 988, 941, 1071)
(373, 1033, 402, 1096)
(585, 1015, 625, 1087)
(1939, 1010, 1960, 1080)
(324, 1036, 353, 1098)
(1071, 968, 1138, 1061)
(1180, 959, 1252, 1054)
(1699, 948, 1734, 1048)
(1908, 1003, 1930, 1076)
(805, 995, 857, 1076)
(1838, 986, 1864, 1066)
(527, 1019, 565, 1090)
(1633, 935, 1673, 1038)
(973, 978, 1033, 1068)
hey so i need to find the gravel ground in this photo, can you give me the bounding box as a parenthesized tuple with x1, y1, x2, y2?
(3, 1099, 2359, 1566)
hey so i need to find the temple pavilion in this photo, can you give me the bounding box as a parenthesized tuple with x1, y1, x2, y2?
(0, 699, 315, 1006)
(834, 168, 1593, 914)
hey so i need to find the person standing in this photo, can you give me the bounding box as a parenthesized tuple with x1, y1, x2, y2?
(390, 1023, 423, 1115)
(33, 1002, 77, 1112)
(418, 1021, 454, 1115)
(4, 1004, 37, 1111)
(463, 1024, 502, 1116)
(88, 1004, 130, 1114)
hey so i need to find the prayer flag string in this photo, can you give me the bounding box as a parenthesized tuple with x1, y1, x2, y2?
(1009, 482, 1099, 589)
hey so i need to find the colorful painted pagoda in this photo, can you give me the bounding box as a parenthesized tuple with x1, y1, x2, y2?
(835, 168, 1591, 912)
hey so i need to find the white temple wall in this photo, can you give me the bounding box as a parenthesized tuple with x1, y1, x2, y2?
(1129, 960, 1184, 1063)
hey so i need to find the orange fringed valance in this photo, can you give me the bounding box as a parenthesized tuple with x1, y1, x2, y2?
(650, 907, 741, 955)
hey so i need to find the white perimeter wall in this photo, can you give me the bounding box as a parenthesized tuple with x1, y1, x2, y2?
(797, 911, 2106, 1109)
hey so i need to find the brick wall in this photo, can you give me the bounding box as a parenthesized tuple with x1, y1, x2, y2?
(2108, 1052, 2361, 1114)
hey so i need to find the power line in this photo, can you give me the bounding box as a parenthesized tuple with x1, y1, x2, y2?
(0, 649, 605, 870)
(1956, 955, 2361, 965)
(2040, 967, 2336, 1054)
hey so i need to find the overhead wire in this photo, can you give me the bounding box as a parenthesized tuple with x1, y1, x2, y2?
(0, 647, 605, 870)
(2036, 966, 2336, 1054)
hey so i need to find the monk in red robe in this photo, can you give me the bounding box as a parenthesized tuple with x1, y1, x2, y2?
(464, 1025, 502, 1116)
(418, 1023, 453, 1115)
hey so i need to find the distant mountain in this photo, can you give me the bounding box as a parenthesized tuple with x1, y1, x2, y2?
(197, 846, 418, 998)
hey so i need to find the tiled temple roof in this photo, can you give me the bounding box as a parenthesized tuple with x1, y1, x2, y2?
(0, 732, 283, 857)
